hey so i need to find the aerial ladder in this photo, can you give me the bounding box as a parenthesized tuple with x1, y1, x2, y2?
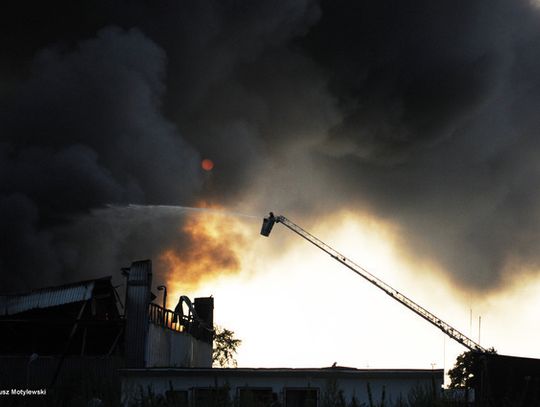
(260, 212, 486, 353)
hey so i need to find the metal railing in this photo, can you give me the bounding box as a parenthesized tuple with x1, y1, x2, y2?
(148, 302, 190, 332)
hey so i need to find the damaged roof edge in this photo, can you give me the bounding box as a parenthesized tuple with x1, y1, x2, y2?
(0, 276, 112, 316)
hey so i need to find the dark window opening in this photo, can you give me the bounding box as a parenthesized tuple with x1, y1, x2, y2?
(285, 388, 318, 407)
(166, 390, 188, 407)
(192, 387, 229, 407)
(238, 387, 274, 407)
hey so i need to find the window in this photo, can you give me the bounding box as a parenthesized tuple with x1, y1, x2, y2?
(285, 388, 318, 407)
(192, 387, 229, 407)
(237, 387, 274, 407)
(165, 390, 188, 407)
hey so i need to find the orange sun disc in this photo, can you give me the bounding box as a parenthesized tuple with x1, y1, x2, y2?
(201, 158, 214, 171)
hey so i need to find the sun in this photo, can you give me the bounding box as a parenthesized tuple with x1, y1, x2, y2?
(201, 158, 214, 171)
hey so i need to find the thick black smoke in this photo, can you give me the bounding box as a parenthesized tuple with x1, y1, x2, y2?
(0, 1, 324, 290)
(0, 26, 202, 289)
(303, 0, 540, 288)
(1, 0, 540, 292)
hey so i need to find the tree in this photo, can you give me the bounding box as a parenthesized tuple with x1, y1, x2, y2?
(448, 347, 497, 389)
(213, 325, 242, 367)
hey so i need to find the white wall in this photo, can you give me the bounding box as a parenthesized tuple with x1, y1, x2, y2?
(122, 369, 443, 406)
(145, 323, 212, 368)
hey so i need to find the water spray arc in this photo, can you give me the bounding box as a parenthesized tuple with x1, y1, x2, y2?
(260, 212, 487, 353)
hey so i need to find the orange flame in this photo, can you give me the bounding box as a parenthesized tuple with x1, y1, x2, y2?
(158, 203, 249, 305)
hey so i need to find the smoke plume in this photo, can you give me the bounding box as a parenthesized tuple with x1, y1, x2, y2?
(1, 0, 540, 292)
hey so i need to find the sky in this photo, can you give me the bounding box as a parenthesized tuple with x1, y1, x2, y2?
(2, 0, 540, 377)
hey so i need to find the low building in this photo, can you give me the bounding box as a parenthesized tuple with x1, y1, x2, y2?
(474, 353, 540, 405)
(120, 366, 443, 406)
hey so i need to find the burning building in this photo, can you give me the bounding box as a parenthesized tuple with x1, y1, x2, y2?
(0, 259, 213, 403)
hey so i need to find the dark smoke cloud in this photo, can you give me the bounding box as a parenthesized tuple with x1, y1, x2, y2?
(0, 1, 323, 290)
(2, 0, 540, 292)
(303, 0, 540, 289)
(0, 26, 202, 289)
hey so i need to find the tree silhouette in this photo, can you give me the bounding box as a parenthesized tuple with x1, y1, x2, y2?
(448, 347, 497, 389)
(213, 325, 242, 367)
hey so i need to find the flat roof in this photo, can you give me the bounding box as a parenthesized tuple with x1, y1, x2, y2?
(121, 367, 444, 379)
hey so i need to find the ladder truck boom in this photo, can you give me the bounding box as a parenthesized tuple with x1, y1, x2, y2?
(260, 212, 486, 353)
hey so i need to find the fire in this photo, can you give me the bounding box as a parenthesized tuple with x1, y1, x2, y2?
(159, 203, 249, 307)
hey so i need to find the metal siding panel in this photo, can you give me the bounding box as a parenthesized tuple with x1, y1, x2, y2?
(125, 260, 152, 368)
(39, 291, 50, 309)
(0, 281, 95, 315)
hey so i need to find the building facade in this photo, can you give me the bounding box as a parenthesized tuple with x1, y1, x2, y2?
(0, 260, 213, 397)
(121, 366, 444, 406)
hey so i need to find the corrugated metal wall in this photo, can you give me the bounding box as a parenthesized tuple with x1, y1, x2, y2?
(145, 322, 212, 368)
(124, 260, 152, 368)
(0, 281, 95, 316)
